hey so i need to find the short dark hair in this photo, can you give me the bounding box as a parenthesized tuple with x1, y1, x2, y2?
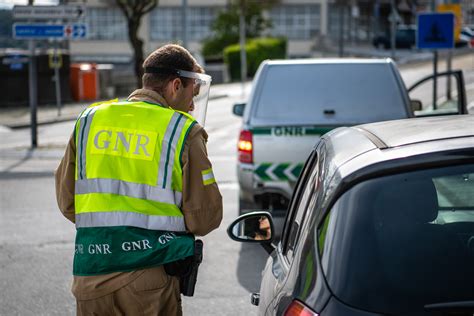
(142, 44, 202, 94)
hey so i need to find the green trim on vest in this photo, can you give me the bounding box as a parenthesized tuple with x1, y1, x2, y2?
(73, 227, 195, 276)
(162, 113, 184, 189)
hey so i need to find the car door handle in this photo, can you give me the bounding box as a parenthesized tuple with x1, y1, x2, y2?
(324, 109, 335, 115)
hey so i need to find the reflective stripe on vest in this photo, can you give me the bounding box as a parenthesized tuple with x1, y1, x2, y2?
(75, 178, 182, 206)
(76, 107, 99, 180)
(157, 112, 187, 189)
(75, 211, 186, 231)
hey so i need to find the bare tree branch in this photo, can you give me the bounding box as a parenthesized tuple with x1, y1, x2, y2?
(115, 0, 159, 88)
(116, 0, 131, 19)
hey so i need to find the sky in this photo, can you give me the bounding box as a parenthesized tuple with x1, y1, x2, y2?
(0, 0, 59, 9)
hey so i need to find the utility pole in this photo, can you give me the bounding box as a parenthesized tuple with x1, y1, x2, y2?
(390, 0, 397, 60)
(338, 2, 344, 57)
(239, 0, 247, 98)
(28, 0, 37, 148)
(431, 0, 438, 110)
(182, 0, 188, 48)
(54, 41, 62, 116)
(445, 0, 453, 100)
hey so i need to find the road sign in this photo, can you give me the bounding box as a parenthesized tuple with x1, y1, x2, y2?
(13, 23, 87, 40)
(49, 51, 62, 69)
(2, 54, 29, 71)
(437, 4, 462, 41)
(13, 5, 85, 20)
(417, 13, 455, 49)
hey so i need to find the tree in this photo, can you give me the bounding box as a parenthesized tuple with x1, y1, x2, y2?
(115, 0, 158, 87)
(201, 0, 274, 60)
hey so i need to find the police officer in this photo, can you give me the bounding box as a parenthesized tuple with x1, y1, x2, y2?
(55, 44, 223, 315)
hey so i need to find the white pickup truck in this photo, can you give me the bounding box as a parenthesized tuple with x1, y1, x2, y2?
(233, 58, 468, 214)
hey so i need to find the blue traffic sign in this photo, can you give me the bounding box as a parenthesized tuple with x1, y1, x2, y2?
(13, 23, 87, 40)
(417, 13, 454, 49)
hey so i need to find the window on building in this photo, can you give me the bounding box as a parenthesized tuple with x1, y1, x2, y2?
(86, 7, 127, 41)
(150, 7, 219, 41)
(269, 5, 321, 40)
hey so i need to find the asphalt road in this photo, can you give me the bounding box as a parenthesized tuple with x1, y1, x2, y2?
(0, 55, 473, 315)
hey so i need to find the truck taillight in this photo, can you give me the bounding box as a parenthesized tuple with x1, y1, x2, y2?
(238, 129, 253, 163)
(284, 300, 319, 316)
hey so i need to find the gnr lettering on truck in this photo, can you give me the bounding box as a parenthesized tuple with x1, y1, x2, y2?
(90, 126, 158, 161)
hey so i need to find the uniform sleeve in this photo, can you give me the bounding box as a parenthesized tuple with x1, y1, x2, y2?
(181, 124, 223, 236)
(54, 132, 76, 223)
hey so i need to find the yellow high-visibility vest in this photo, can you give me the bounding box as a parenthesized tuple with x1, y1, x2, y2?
(72, 100, 197, 276)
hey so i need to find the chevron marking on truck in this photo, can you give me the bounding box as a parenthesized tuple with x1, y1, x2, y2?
(254, 163, 304, 181)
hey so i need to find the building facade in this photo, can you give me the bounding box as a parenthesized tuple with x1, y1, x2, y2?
(69, 0, 330, 63)
(67, 0, 473, 63)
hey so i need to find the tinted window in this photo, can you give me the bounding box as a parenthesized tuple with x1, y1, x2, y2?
(319, 164, 474, 315)
(252, 63, 408, 125)
(286, 156, 319, 257)
(282, 149, 318, 255)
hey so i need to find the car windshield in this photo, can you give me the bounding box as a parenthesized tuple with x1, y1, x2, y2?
(318, 163, 474, 315)
(251, 63, 408, 126)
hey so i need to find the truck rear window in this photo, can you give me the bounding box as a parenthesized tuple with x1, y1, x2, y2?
(252, 63, 408, 125)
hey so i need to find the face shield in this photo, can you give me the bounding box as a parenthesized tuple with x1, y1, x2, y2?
(177, 69, 212, 126)
(143, 66, 212, 126)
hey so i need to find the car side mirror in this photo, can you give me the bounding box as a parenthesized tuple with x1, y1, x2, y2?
(227, 212, 275, 254)
(410, 99, 422, 112)
(232, 102, 246, 117)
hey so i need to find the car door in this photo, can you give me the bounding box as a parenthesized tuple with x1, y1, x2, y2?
(257, 144, 322, 315)
(408, 70, 468, 116)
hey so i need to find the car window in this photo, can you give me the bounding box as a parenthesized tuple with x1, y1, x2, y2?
(251, 63, 408, 126)
(318, 163, 474, 315)
(281, 148, 318, 256)
(286, 155, 320, 258)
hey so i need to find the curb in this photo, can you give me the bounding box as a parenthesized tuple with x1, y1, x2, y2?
(4, 93, 229, 129)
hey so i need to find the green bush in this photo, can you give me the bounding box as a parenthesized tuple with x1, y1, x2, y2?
(202, 34, 239, 61)
(224, 37, 287, 81)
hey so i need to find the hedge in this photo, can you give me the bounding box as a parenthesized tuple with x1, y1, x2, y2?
(223, 37, 287, 81)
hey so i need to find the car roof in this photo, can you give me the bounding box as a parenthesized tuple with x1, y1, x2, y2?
(356, 115, 474, 148)
(321, 115, 474, 182)
(263, 58, 395, 66)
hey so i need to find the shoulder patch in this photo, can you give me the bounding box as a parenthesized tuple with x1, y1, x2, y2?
(201, 168, 216, 186)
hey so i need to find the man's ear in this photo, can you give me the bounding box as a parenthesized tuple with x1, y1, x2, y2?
(172, 78, 181, 93)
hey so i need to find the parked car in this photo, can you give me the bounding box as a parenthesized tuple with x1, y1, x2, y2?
(233, 58, 468, 215)
(372, 26, 416, 49)
(228, 114, 474, 315)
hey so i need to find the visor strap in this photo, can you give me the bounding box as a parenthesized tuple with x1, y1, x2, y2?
(144, 67, 179, 75)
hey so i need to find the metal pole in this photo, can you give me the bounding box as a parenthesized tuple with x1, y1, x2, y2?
(433, 50, 438, 110)
(338, 4, 344, 57)
(446, 49, 452, 100)
(28, 40, 38, 148)
(182, 0, 188, 48)
(54, 42, 62, 116)
(445, 0, 452, 100)
(431, 0, 437, 110)
(390, 0, 396, 60)
(239, 0, 247, 98)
